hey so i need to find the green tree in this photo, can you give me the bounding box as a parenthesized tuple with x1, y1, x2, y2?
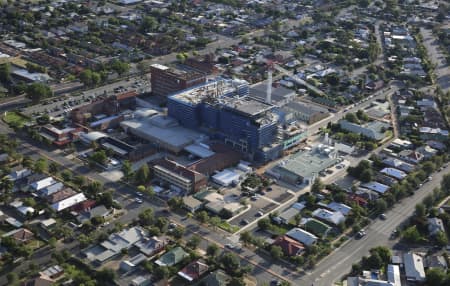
(110, 60, 130, 75)
(195, 210, 210, 223)
(435, 231, 448, 247)
(34, 158, 48, 173)
(415, 203, 426, 218)
(0, 63, 11, 84)
(402, 225, 423, 243)
(366, 252, 383, 269)
(425, 268, 448, 286)
(167, 197, 183, 210)
(220, 252, 240, 276)
(345, 112, 359, 124)
(187, 235, 201, 249)
(240, 231, 252, 246)
(207, 244, 219, 257)
(258, 218, 271, 230)
(138, 208, 154, 226)
(90, 150, 108, 166)
(140, 16, 158, 33)
(171, 226, 184, 239)
(153, 266, 169, 280)
(375, 198, 387, 214)
(61, 170, 72, 182)
(134, 164, 150, 185)
(311, 178, 324, 193)
(360, 168, 373, 183)
(270, 245, 283, 260)
(25, 82, 52, 103)
(121, 160, 133, 181)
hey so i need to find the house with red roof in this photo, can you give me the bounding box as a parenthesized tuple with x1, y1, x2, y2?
(272, 235, 305, 257)
(178, 260, 209, 282)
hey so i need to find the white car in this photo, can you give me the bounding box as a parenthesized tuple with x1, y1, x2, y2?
(135, 198, 143, 204)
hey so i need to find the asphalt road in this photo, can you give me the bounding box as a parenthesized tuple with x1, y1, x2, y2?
(298, 164, 450, 286)
(420, 28, 450, 92)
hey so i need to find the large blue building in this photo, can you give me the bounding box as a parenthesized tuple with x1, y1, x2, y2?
(167, 79, 283, 162)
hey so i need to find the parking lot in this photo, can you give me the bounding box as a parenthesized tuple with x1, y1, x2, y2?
(228, 185, 294, 227)
(21, 77, 150, 119)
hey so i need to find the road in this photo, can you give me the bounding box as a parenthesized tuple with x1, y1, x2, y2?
(420, 28, 450, 92)
(298, 164, 450, 286)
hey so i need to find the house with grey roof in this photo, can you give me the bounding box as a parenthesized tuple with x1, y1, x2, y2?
(155, 246, 188, 267)
(83, 226, 147, 265)
(339, 120, 390, 141)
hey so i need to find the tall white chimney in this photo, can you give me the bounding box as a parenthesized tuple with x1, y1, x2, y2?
(266, 69, 272, 104)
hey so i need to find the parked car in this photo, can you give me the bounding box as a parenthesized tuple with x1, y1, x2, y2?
(380, 213, 387, 220)
(135, 198, 143, 204)
(356, 229, 366, 238)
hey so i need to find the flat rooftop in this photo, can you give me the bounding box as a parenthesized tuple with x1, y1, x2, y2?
(151, 63, 204, 81)
(250, 82, 296, 103)
(275, 148, 338, 178)
(120, 115, 204, 153)
(221, 95, 274, 117)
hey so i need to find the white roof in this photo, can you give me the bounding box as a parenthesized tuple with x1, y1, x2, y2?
(41, 218, 57, 227)
(381, 168, 407, 180)
(17, 206, 35, 216)
(387, 264, 401, 286)
(327, 202, 352, 216)
(31, 177, 57, 191)
(80, 131, 107, 143)
(312, 208, 345, 225)
(286, 227, 318, 246)
(361, 182, 390, 194)
(51, 193, 87, 212)
(404, 253, 425, 281)
(212, 169, 240, 186)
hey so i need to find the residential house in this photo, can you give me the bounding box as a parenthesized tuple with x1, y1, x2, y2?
(375, 173, 398, 186)
(83, 227, 147, 265)
(416, 145, 438, 159)
(155, 246, 188, 267)
(419, 127, 449, 142)
(382, 158, 415, 173)
(398, 150, 424, 164)
(404, 253, 426, 282)
(2, 228, 34, 243)
(326, 202, 352, 216)
(197, 270, 230, 286)
(120, 254, 147, 272)
(51, 193, 87, 212)
(23, 276, 55, 286)
(135, 236, 167, 257)
(285, 227, 318, 246)
(183, 196, 203, 213)
(426, 255, 447, 270)
(380, 168, 407, 180)
(360, 181, 390, 194)
(428, 217, 445, 236)
(30, 177, 57, 192)
(40, 265, 64, 280)
(178, 260, 209, 282)
(39, 182, 64, 197)
(8, 168, 31, 181)
(76, 205, 112, 224)
(312, 208, 345, 225)
(275, 204, 304, 225)
(339, 120, 389, 141)
(272, 235, 305, 256)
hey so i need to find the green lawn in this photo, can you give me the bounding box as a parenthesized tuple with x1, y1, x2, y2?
(304, 219, 331, 237)
(3, 111, 29, 128)
(218, 221, 240, 233)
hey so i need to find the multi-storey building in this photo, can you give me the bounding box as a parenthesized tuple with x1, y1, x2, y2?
(167, 78, 283, 162)
(150, 64, 206, 97)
